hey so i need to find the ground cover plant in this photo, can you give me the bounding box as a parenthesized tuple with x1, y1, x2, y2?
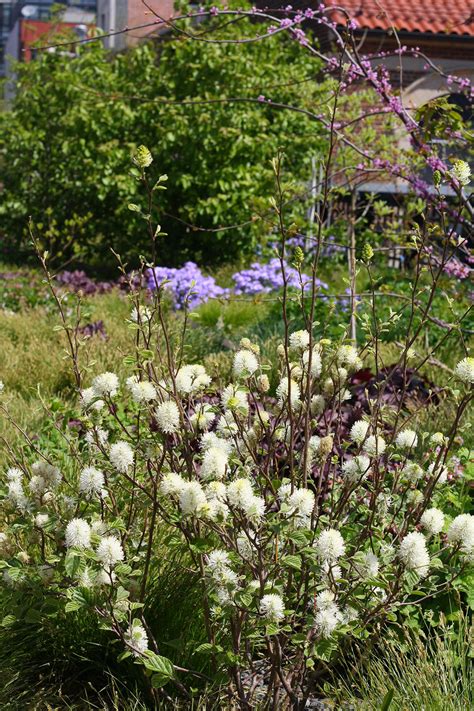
(0, 2, 473, 709)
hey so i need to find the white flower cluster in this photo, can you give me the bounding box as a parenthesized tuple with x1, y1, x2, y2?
(398, 531, 430, 577)
(110, 441, 134, 473)
(233, 349, 259, 378)
(395, 429, 418, 450)
(155, 400, 180, 434)
(455, 357, 474, 385)
(447, 514, 474, 559)
(314, 529, 345, 563)
(126, 375, 157, 404)
(125, 621, 149, 657)
(342, 455, 371, 483)
(206, 549, 239, 605)
(260, 593, 285, 622)
(314, 590, 342, 637)
(176, 364, 211, 394)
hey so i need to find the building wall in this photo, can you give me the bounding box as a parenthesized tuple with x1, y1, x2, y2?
(97, 0, 174, 50)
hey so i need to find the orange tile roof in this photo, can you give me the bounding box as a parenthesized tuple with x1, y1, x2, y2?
(326, 1, 474, 37)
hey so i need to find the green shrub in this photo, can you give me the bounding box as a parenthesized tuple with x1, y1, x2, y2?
(0, 6, 331, 270)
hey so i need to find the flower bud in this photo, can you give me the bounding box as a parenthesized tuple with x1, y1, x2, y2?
(133, 145, 153, 169)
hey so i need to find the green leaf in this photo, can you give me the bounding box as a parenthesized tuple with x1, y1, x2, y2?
(65, 550, 84, 578)
(281, 554, 302, 571)
(142, 653, 174, 688)
(380, 688, 394, 711)
(1, 615, 16, 628)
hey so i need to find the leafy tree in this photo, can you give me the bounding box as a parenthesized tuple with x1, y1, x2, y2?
(0, 9, 331, 270)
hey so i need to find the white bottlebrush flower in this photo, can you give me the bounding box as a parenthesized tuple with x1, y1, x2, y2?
(0, 381, 3, 393)
(337, 345, 362, 371)
(80, 386, 104, 411)
(321, 561, 342, 584)
(79, 466, 105, 497)
(206, 497, 230, 522)
(398, 532, 430, 577)
(227, 478, 255, 510)
(109, 441, 134, 473)
(160, 472, 186, 497)
(315, 591, 342, 637)
(179, 481, 207, 517)
(363, 435, 386, 457)
(96, 568, 117, 585)
(28, 475, 46, 496)
(175, 364, 211, 394)
(455, 357, 474, 385)
(260, 593, 285, 622)
(233, 349, 259, 378)
(7, 480, 28, 510)
(130, 305, 151, 323)
(400, 462, 423, 482)
(450, 159, 471, 186)
(287, 488, 315, 517)
(92, 372, 119, 397)
(31, 461, 61, 489)
(447, 514, 474, 556)
(236, 535, 254, 559)
(350, 420, 369, 444)
(126, 621, 149, 657)
(126, 376, 157, 404)
(420, 508, 445, 536)
(200, 447, 228, 481)
(200, 432, 233, 455)
(65, 518, 91, 549)
(6, 467, 23, 483)
(84, 427, 109, 449)
(221, 384, 249, 414)
(189, 404, 215, 431)
(91, 520, 107, 536)
(311, 394, 325, 415)
(428, 462, 448, 484)
(155, 400, 180, 434)
(215, 413, 239, 438)
(206, 480, 227, 501)
(363, 551, 380, 578)
(314, 529, 346, 563)
(302, 348, 323, 378)
(35, 513, 49, 528)
(96, 536, 124, 567)
(342, 455, 371, 483)
(243, 495, 265, 523)
(278, 482, 292, 503)
(395, 429, 418, 450)
(207, 549, 231, 574)
(276, 377, 301, 410)
(289, 330, 310, 351)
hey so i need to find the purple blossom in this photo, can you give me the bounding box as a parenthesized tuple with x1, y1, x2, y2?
(147, 262, 228, 309)
(232, 258, 327, 295)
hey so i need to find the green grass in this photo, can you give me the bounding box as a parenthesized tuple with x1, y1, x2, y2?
(328, 617, 474, 711)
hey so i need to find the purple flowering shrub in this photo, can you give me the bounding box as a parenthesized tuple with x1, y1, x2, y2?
(55, 270, 114, 295)
(146, 258, 328, 307)
(147, 262, 229, 309)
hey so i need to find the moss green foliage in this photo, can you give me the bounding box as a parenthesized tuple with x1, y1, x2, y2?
(0, 6, 331, 270)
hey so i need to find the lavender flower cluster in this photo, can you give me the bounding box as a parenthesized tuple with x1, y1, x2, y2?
(146, 259, 329, 307)
(147, 262, 228, 309)
(232, 258, 327, 295)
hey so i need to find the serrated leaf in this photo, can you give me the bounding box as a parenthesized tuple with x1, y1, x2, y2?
(142, 653, 174, 687)
(281, 554, 302, 571)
